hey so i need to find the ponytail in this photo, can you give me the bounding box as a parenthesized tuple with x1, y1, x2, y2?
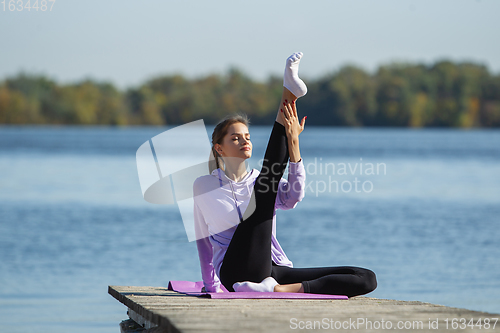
(208, 145, 225, 174)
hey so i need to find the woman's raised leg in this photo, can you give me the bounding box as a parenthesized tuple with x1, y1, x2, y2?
(219, 112, 289, 291)
(219, 53, 307, 291)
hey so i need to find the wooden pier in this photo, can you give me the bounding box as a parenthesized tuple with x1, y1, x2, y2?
(109, 285, 499, 332)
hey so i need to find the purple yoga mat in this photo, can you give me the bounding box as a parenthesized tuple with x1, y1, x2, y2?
(167, 281, 348, 299)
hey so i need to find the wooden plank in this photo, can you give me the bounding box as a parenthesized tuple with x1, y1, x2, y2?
(109, 286, 181, 332)
(128, 308, 157, 330)
(109, 285, 500, 332)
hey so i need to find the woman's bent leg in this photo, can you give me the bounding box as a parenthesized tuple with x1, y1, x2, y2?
(271, 264, 377, 297)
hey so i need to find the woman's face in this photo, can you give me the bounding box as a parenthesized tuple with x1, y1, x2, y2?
(216, 122, 252, 161)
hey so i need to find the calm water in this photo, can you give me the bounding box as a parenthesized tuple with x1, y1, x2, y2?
(0, 125, 499, 332)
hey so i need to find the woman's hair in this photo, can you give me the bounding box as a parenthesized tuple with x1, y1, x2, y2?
(209, 113, 250, 174)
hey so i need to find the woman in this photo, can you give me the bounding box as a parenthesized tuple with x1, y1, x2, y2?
(193, 52, 377, 296)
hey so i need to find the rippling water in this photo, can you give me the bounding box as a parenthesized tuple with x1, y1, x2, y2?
(0, 125, 499, 332)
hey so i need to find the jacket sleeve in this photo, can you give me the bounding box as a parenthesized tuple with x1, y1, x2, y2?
(275, 158, 306, 210)
(194, 199, 221, 292)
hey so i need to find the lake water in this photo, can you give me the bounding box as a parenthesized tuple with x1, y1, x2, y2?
(0, 125, 499, 332)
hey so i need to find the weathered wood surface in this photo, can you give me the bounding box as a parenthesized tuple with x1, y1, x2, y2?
(109, 285, 499, 332)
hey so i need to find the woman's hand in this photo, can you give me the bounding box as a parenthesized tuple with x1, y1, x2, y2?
(282, 99, 306, 141)
(201, 286, 224, 293)
(282, 99, 305, 163)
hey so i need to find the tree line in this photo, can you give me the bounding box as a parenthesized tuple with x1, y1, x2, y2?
(1, 60, 499, 127)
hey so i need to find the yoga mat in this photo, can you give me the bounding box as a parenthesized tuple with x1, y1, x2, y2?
(168, 281, 348, 299)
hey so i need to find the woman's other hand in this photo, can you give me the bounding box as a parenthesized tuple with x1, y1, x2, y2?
(282, 99, 306, 140)
(281, 99, 305, 163)
(201, 286, 224, 293)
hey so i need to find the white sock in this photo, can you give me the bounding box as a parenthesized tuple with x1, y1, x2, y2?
(233, 276, 278, 292)
(283, 52, 308, 98)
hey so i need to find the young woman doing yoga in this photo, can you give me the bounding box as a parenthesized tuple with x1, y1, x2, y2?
(193, 52, 377, 296)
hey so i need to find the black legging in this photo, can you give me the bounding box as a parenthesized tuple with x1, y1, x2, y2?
(219, 121, 377, 297)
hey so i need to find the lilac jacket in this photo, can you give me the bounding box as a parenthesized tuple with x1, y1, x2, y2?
(193, 159, 306, 292)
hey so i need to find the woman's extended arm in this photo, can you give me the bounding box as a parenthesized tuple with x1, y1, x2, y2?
(275, 159, 306, 210)
(275, 99, 306, 209)
(194, 199, 221, 292)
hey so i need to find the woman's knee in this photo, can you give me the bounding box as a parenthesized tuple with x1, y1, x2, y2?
(360, 268, 377, 294)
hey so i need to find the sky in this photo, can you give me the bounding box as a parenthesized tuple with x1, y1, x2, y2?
(1, 0, 499, 91)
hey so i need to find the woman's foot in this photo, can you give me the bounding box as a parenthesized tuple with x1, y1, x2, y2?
(283, 52, 308, 99)
(233, 276, 278, 292)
